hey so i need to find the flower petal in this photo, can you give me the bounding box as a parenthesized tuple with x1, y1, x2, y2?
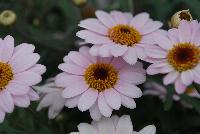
(98, 92, 112, 117)
(116, 115, 133, 134)
(104, 89, 121, 110)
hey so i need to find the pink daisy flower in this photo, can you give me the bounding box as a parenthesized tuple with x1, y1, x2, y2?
(36, 78, 67, 119)
(76, 10, 162, 64)
(55, 46, 146, 120)
(146, 20, 200, 94)
(69, 115, 156, 134)
(0, 35, 46, 123)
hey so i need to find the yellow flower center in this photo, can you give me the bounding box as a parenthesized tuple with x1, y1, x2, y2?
(0, 62, 13, 91)
(84, 63, 118, 92)
(167, 43, 200, 72)
(185, 87, 195, 94)
(108, 24, 141, 47)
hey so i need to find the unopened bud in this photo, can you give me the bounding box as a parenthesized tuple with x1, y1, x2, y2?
(72, 0, 87, 7)
(169, 9, 193, 28)
(0, 10, 17, 26)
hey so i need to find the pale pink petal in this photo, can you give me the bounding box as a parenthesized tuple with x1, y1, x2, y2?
(110, 11, 128, 25)
(48, 107, 60, 119)
(138, 125, 156, 134)
(62, 81, 89, 98)
(95, 10, 116, 28)
(139, 20, 163, 35)
(68, 51, 91, 68)
(178, 20, 191, 43)
(110, 44, 128, 57)
(13, 95, 30, 107)
(104, 89, 121, 110)
(111, 115, 120, 127)
(6, 82, 30, 95)
(79, 46, 97, 63)
(135, 46, 146, 60)
(10, 53, 40, 73)
(28, 64, 46, 75)
(78, 89, 98, 111)
(0, 35, 14, 62)
(37, 92, 56, 111)
(14, 71, 42, 86)
(65, 95, 80, 108)
(58, 63, 85, 75)
(89, 45, 101, 56)
(0, 91, 14, 113)
(147, 65, 161, 75)
(89, 103, 102, 121)
(130, 12, 149, 29)
(175, 77, 187, 94)
(98, 92, 112, 117)
(79, 18, 108, 35)
(111, 57, 127, 70)
(122, 47, 137, 65)
(0, 110, 5, 123)
(153, 32, 173, 50)
(168, 28, 179, 44)
(76, 30, 112, 44)
(159, 65, 174, 74)
(181, 71, 194, 85)
(52, 96, 65, 111)
(28, 89, 39, 101)
(116, 115, 133, 134)
(120, 94, 136, 109)
(99, 44, 112, 57)
(78, 123, 98, 134)
(97, 117, 115, 134)
(124, 12, 133, 21)
(163, 71, 179, 85)
(114, 81, 142, 98)
(145, 46, 167, 58)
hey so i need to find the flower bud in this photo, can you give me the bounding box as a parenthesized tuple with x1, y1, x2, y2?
(72, 0, 87, 7)
(0, 10, 17, 26)
(169, 9, 193, 28)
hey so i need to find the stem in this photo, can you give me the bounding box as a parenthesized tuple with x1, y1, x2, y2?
(128, 0, 134, 13)
(59, 123, 64, 134)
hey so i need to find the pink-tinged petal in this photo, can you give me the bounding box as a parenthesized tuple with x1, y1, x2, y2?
(178, 20, 191, 43)
(145, 45, 167, 58)
(58, 63, 85, 75)
(13, 95, 30, 108)
(68, 51, 91, 68)
(0, 91, 14, 113)
(55, 73, 83, 87)
(48, 107, 60, 119)
(163, 71, 179, 85)
(52, 96, 65, 111)
(0, 35, 14, 62)
(175, 77, 187, 94)
(28, 89, 39, 101)
(120, 94, 136, 109)
(124, 12, 133, 22)
(159, 65, 174, 74)
(65, 95, 80, 108)
(147, 65, 160, 75)
(122, 48, 137, 65)
(139, 20, 163, 35)
(104, 89, 121, 110)
(79, 46, 97, 63)
(62, 81, 89, 98)
(111, 57, 126, 70)
(98, 92, 112, 117)
(76, 30, 112, 44)
(0, 110, 5, 123)
(89, 103, 102, 121)
(116, 115, 133, 134)
(89, 45, 101, 56)
(110, 11, 128, 25)
(14, 71, 42, 86)
(168, 28, 179, 44)
(99, 44, 112, 57)
(79, 18, 108, 35)
(130, 12, 149, 29)
(140, 33, 155, 44)
(95, 10, 116, 28)
(78, 89, 98, 111)
(114, 81, 142, 98)
(135, 46, 146, 60)
(96, 117, 115, 134)
(110, 44, 128, 57)
(78, 123, 98, 134)
(153, 32, 173, 50)
(10, 53, 40, 73)
(119, 69, 146, 85)
(99, 57, 113, 64)
(28, 64, 46, 75)
(139, 125, 156, 134)
(12, 43, 35, 61)
(181, 71, 194, 85)
(6, 82, 30, 95)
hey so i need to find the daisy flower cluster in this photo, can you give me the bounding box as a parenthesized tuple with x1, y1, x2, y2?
(1, 7, 200, 134)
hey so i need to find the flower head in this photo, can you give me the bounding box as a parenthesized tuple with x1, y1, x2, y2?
(76, 10, 162, 64)
(146, 20, 200, 94)
(0, 35, 46, 123)
(55, 46, 146, 120)
(69, 115, 156, 134)
(36, 78, 67, 119)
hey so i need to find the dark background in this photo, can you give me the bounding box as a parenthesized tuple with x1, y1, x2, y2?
(0, 0, 200, 134)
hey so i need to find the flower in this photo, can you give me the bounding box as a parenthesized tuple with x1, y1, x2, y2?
(144, 82, 200, 108)
(55, 46, 146, 120)
(69, 115, 156, 134)
(146, 20, 200, 94)
(36, 78, 67, 119)
(76, 10, 162, 64)
(0, 35, 46, 123)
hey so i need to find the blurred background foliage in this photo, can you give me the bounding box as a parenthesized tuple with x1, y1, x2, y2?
(1, 0, 200, 134)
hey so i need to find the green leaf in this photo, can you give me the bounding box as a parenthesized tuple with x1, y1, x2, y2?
(164, 85, 175, 111)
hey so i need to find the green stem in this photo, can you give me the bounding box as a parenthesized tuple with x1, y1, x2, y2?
(128, 0, 134, 13)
